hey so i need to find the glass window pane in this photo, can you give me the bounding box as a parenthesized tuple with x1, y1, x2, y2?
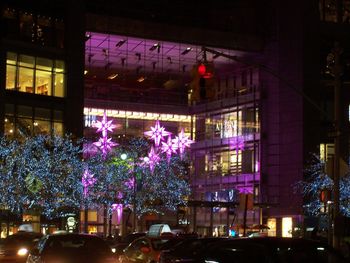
(6, 65, 16, 90)
(53, 110, 63, 121)
(17, 105, 32, 118)
(19, 55, 34, 68)
(6, 52, 17, 65)
(35, 70, 51, 95)
(54, 60, 65, 73)
(53, 122, 63, 136)
(4, 116, 15, 138)
(18, 67, 34, 93)
(34, 119, 51, 135)
(5, 104, 15, 115)
(17, 117, 33, 137)
(35, 108, 50, 120)
(54, 73, 65, 97)
(36, 57, 52, 71)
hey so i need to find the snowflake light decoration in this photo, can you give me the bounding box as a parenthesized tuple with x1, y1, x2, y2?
(93, 137, 118, 157)
(82, 169, 96, 197)
(93, 111, 117, 137)
(144, 120, 171, 147)
(148, 146, 160, 172)
(93, 111, 118, 157)
(161, 136, 178, 162)
(172, 128, 193, 156)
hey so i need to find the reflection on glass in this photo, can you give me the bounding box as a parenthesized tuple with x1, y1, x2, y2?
(4, 116, 15, 138)
(34, 119, 51, 135)
(53, 122, 64, 136)
(16, 117, 33, 138)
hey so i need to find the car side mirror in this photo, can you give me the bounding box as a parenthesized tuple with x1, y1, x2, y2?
(140, 246, 151, 254)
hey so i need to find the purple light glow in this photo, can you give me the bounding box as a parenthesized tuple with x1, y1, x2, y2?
(93, 137, 118, 157)
(238, 186, 253, 194)
(161, 136, 178, 162)
(229, 135, 245, 155)
(82, 169, 96, 197)
(93, 111, 117, 137)
(172, 128, 193, 156)
(147, 147, 160, 172)
(144, 120, 171, 147)
(125, 177, 135, 189)
(111, 203, 123, 224)
(93, 111, 118, 157)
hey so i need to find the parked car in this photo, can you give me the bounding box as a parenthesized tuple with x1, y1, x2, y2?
(196, 237, 347, 263)
(159, 237, 228, 263)
(108, 232, 146, 257)
(26, 233, 117, 263)
(119, 235, 176, 263)
(0, 231, 43, 263)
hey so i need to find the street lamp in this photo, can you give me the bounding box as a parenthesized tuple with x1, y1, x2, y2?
(121, 152, 137, 233)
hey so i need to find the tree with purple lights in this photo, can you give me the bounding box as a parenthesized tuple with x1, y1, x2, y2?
(119, 136, 191, 216)
(295, 153, 350, 217)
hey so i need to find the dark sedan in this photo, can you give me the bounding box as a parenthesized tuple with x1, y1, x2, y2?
(159, 237, 228, 263)
(0, 231, 43, 263)
(196, 237, 347, 263)
(26, 233, 117, 263)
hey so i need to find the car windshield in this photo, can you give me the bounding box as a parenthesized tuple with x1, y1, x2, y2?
(4, 233, 42, 246)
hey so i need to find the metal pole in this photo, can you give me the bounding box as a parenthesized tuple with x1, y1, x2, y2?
(133, 164, 137, 232)
(243, 194, 249, 237)
(332, 42, 342, 249)
(84, 200, 88, 233)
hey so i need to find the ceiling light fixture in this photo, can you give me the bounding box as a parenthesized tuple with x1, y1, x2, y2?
(85, 34, 91, 41)
(107, 73, 119, 80)
(137, 76, 146, 82)
(181, 47, 192, 55)
(149, 43, 160, 53)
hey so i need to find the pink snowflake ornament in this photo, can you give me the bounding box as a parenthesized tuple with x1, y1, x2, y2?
(144, 120, 171, 147)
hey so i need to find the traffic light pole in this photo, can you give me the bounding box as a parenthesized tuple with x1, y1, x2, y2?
(331, 43, 342, 249)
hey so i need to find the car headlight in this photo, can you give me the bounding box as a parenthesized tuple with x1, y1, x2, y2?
(17, 248, 29, 256)
(111, 248, 116, 253)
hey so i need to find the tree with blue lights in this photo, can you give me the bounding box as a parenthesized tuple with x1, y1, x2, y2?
(116, 137, 191, 217)
(0, 134, 85, 219)
(295, 153, 350, 217)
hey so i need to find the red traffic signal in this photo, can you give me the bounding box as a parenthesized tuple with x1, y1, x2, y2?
(197, 63, 213, 79)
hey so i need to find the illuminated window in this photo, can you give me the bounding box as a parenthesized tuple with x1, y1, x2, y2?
(282, 217, 293, 237)
(5, 52, 65, 97)
(267, 218, 276, 237)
